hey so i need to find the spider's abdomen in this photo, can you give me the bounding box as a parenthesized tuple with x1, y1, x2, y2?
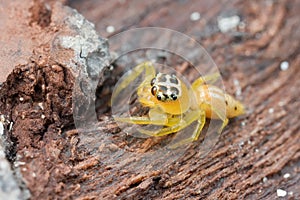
(194, 84, 245, 119)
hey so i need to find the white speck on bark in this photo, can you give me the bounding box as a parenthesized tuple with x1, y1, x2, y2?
(277, 189, 287, 197)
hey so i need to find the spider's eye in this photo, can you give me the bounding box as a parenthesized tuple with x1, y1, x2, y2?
(150, 78, 156, 86)
(157, 95, 162, 101)
(170, 93, 177, 100)
(151, 86, 157, 96)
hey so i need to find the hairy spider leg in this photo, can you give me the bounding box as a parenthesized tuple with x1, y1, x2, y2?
(138, 109, 205, 137)
(193, 83, 229, 134)
(191, 72, 221, 89)
(111, 61, 156, 103)
(169, 110, 206, 148)
(115, 107, 181, 126)
(209, 104, 228, 133)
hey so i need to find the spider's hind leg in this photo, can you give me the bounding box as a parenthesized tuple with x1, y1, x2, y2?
(209, 103, 229, 134)
(168, 110, 206, 148)
(192, 72, 221, 89)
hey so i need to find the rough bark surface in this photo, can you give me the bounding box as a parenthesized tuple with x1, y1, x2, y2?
(0, 0, 299, 199)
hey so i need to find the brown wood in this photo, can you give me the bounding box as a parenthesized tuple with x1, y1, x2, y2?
(0, 0, 299, 199)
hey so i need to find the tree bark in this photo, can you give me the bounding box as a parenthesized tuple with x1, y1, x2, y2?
(0, 0, 299, 199)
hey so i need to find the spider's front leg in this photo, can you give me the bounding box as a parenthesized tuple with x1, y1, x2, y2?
(138, 109, 205, 139)
(114, 107, 181, 126)
(111, 61, 156, 103)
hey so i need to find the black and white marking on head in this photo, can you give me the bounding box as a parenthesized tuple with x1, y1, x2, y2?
(150, 73, 182, 101)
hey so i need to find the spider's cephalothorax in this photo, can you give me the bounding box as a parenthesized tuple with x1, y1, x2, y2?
(150, 73, 182, 102)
